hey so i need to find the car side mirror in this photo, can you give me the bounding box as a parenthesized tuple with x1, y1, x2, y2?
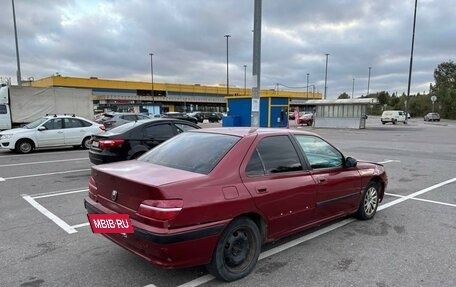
(345, 157, 357, 168)
(37, 126, 46, 131)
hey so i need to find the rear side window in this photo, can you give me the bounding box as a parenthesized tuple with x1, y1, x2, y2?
(64, 118, 91, 128)
(246, 136, 302, 176)
(0, 104, 7, 114)
(144, 123, 174, 138)
(140, 132, 239, 174)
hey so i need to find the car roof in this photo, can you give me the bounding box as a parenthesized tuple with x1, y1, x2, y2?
(189, 127, 318, 138)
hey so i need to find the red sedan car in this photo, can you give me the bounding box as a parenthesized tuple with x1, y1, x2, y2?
(84, 128, 387, 281)
(298, 112, 314, 126)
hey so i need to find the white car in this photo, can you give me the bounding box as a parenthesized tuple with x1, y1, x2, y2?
(0, 115, 105, 154)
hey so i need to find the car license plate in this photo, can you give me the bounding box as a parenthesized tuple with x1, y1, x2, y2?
(92, 141, 99, 147)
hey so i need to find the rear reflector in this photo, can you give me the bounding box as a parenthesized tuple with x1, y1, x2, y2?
(137, 199, 183, 221)
(99, 139, 125, 149)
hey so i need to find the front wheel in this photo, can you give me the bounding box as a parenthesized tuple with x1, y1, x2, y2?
(15, 139, 34, 154)
(207, 217, 261, 282)
(356, 182, 380, 220)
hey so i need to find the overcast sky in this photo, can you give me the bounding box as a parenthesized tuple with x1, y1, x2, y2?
(1, 0, 454, 99)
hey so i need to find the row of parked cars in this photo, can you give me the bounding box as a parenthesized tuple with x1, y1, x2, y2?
(0, 111, 222, 155)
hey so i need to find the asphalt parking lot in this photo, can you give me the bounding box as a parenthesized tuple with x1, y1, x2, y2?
(1, 116, 455, 287)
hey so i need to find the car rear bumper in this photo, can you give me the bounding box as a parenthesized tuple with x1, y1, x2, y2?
(88, 150, 124, 165)
(84, 197, 226, 268)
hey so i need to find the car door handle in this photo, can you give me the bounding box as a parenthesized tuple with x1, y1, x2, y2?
(256, 187, 268, 193)
(317, 177, 327, 184)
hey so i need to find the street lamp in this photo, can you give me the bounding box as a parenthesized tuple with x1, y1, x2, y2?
(149, 53, 154, 103)
(324, 53, 329, 99)
(12, 0, 22, 85)
(367, 67, 372, 96)
(224, 34, 231, 97)
(306, 73, 309, 99)
(243, 64, 247, 96)
(352, 78, 355, 98)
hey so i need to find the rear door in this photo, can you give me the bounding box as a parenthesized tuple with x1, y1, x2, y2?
(142, 122, 176, 149)
(293, 135, 362, 220)
(63, 118, 91, 145)
(241, 135, 317, 239)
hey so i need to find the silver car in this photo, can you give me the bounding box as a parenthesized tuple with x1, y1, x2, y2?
(96, 112, 150, 129)
(424, 112, 440, 122)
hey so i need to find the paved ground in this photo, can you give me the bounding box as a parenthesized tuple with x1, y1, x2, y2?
(0, 116, 455, 287)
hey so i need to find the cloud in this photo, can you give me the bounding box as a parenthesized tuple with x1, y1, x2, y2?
(1, 0, 454, 98)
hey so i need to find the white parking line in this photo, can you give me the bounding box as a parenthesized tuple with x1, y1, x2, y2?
(32, 189, 88, 199)
(0, 150, 85, 158)
(22, 194, 77, 234)
(1, 169, 90, 181)
(386, 193, 456, 208)
(0, 158, 88, 167)
(173, 177, 456, 287)
(72, 222, 90, 229)
(378, 159, 401, 164)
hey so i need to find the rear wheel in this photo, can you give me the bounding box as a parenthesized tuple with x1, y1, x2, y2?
(381, 121, 385, 125)
(15, 139, 34, 154)
(207, 217, 261, 282)
(82, 137, 92, 149)
(356, 181, 380, 220)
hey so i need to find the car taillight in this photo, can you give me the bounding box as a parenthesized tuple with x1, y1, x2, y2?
(98, 139, 124, 149)
(137, 199, 183, 221)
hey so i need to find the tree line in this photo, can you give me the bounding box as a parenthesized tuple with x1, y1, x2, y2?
(338, 61, 456, 119)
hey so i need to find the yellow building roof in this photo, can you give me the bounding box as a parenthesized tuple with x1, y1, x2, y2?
(28, 75, 322, 99)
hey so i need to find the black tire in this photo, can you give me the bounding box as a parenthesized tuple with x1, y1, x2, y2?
(82, 137, 92, 149)
(392, 119, 396, 125)
(381, 121, 385, 125)
(15, 139, 34, 154)
(356, 181, 380, 220)
(130, 151, 145, 159)
(207, 217, 261, 282)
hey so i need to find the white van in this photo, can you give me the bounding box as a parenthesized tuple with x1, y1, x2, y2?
(381, 110, 407, 125)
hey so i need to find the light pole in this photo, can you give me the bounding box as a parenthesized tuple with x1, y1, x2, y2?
(306, 73, 309, 99)
(224, 34, 231, 97)
(243, 64, 247, 96)
(324, 53, 329, 99)
(406, 0, 418, 118)
(12, 0, 22, 85)
(149, 53, 154, 104)
(352, 78, 355, 98)
(367, 67, 372, 96)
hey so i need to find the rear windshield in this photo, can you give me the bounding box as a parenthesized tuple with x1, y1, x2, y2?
(139, 132, 240, 174)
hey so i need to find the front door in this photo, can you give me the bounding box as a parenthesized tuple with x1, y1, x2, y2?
(35, 118, 65, 147)
(241, 135, 317, 239)
(293, 135, 362, 220)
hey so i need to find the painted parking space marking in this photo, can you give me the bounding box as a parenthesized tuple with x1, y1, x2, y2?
(386, 193, 456, 208)
(0, 157, 89, 167)
(1, 169, 90, 181)
(22, 194, 78, 234)
(378, 159, 401, 164)
(21, 188, 89, 234)
(172, 177, 456, 287)
(0, 150, 85, 158)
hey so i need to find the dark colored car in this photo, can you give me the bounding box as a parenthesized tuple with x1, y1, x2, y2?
(95, 112, 150, 129)
(424, 112, 440, 122)
(84, 128, 387, 281)
(88, 118, 200, 164)
(161, 112, 198, 124)
(190, 111, 221, 123)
